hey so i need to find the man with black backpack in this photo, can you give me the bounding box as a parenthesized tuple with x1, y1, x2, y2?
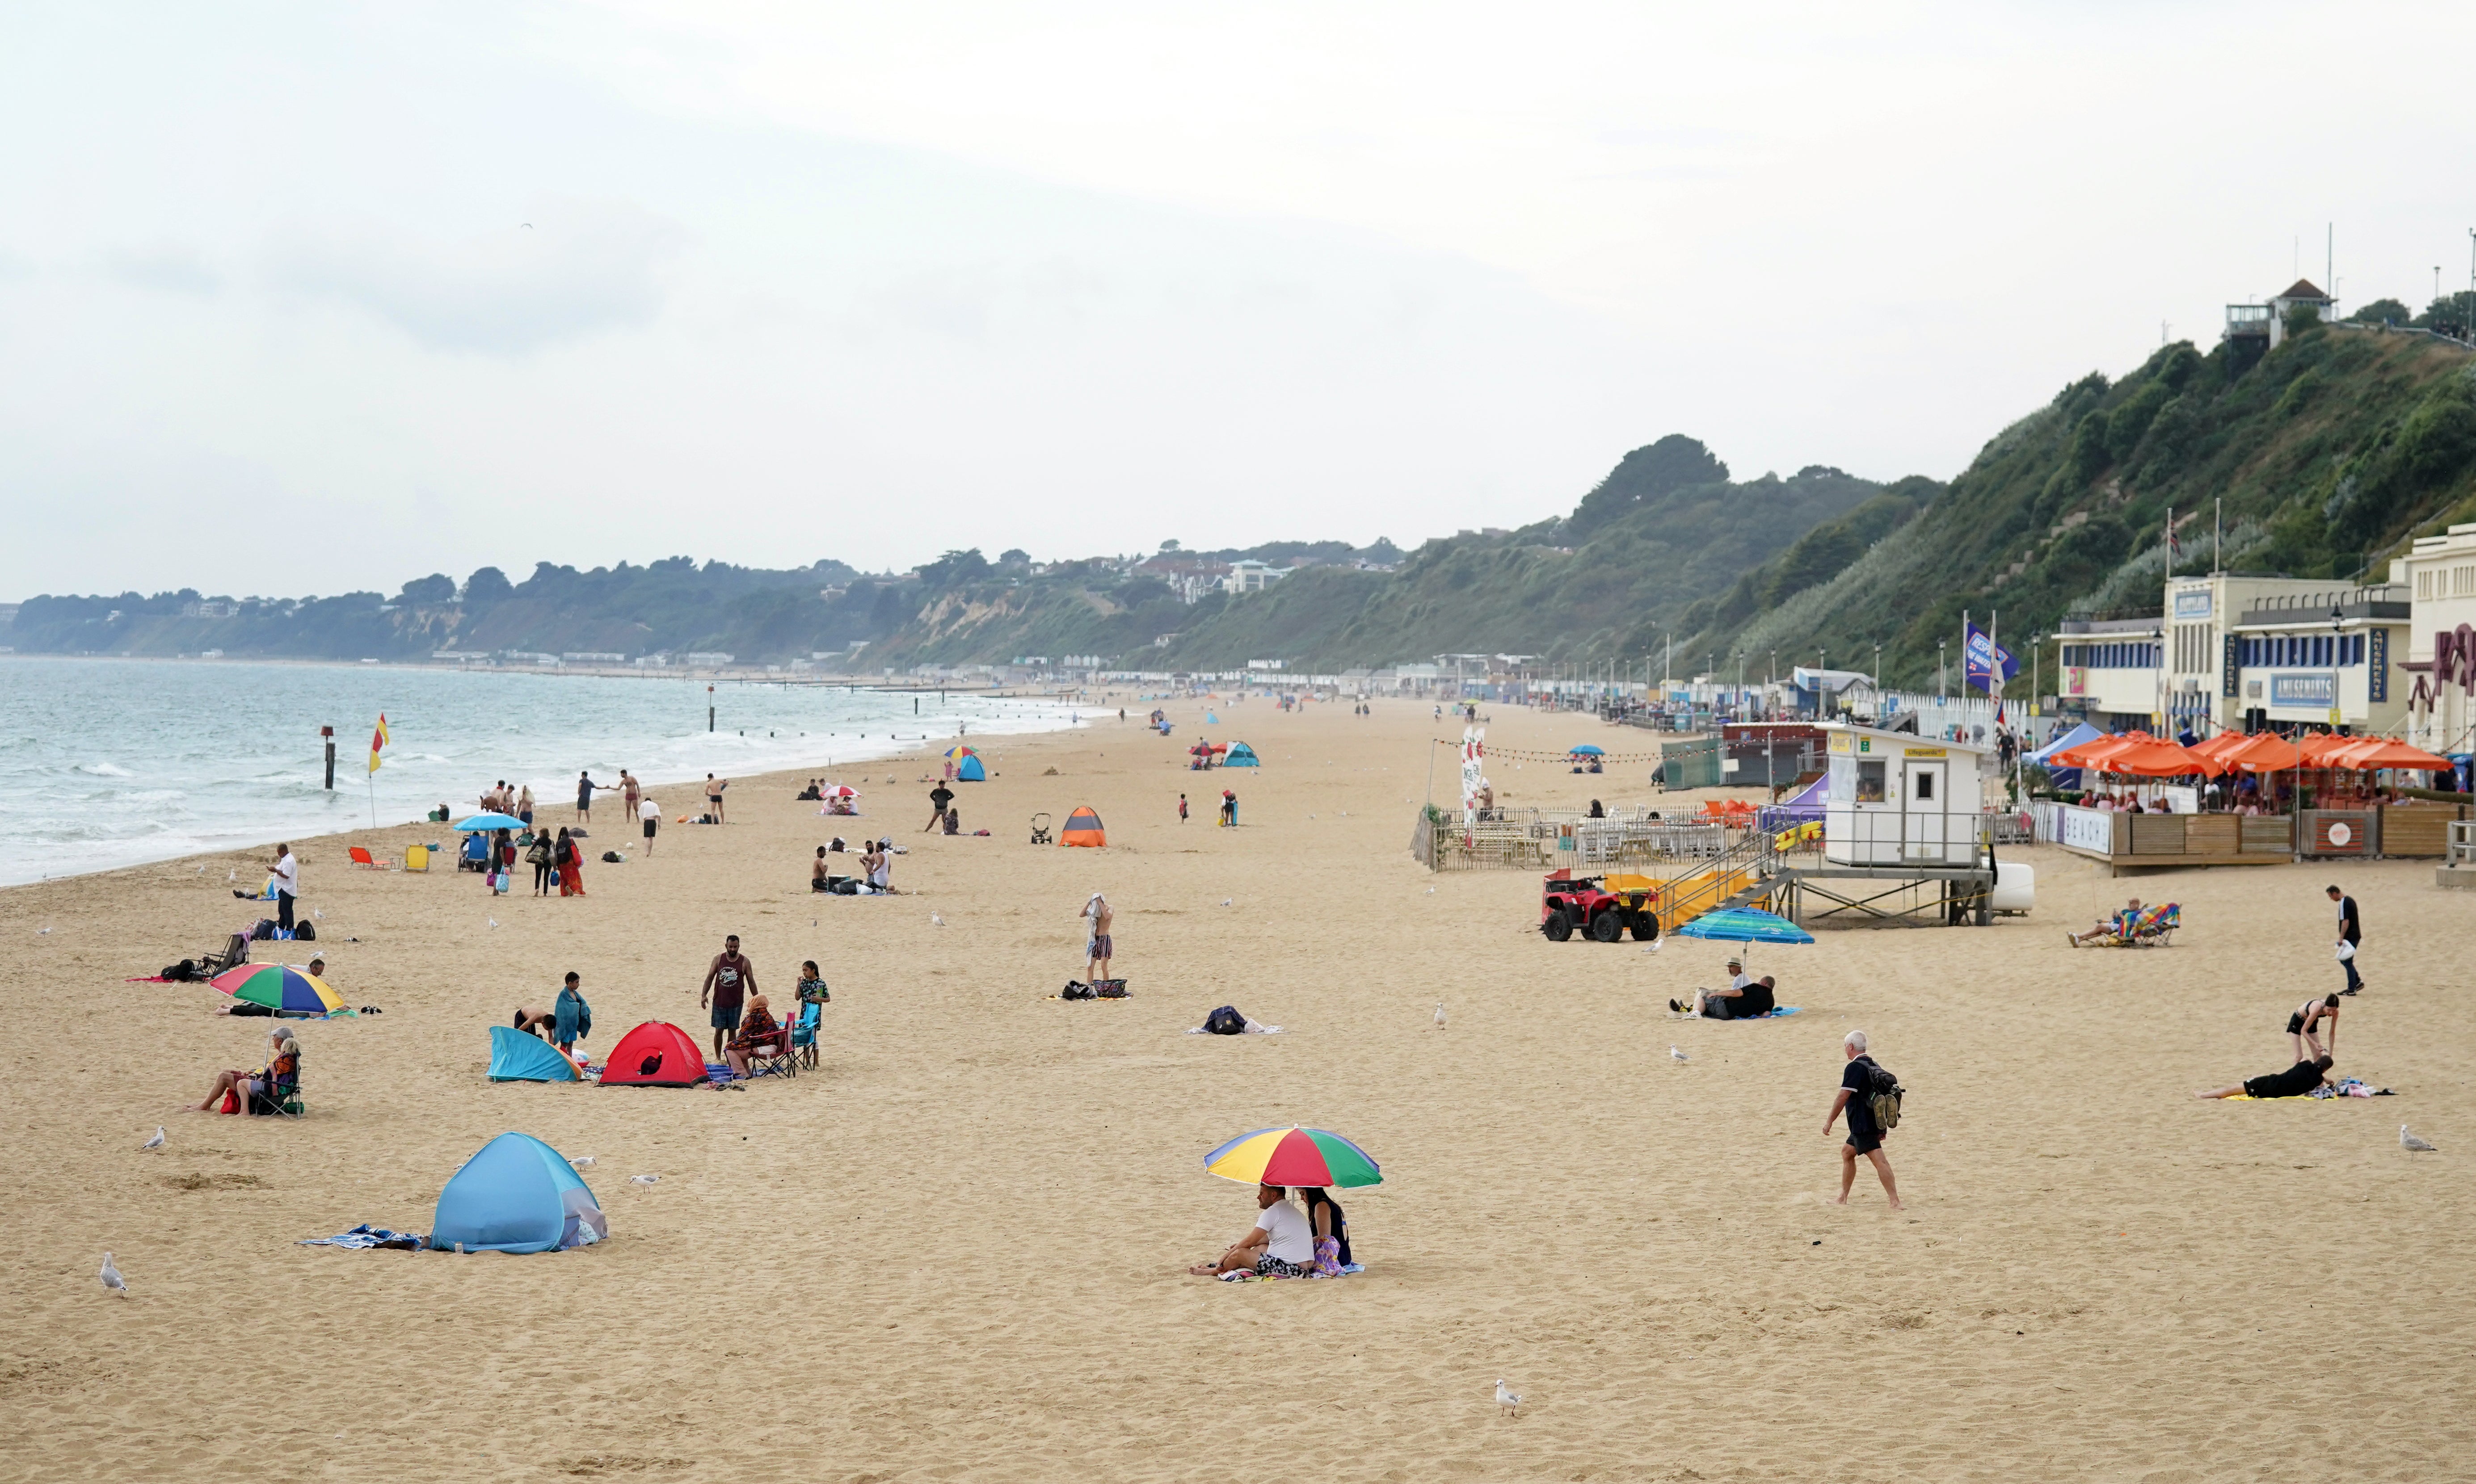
(1825, 1030, 1903, 1211)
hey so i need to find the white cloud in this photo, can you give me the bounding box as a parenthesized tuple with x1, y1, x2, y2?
(265, 198, 686, 355)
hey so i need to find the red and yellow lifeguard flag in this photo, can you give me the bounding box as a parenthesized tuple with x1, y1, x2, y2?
(369, 713, 390, 774)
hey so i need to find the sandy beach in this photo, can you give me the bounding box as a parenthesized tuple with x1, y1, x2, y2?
(4, 698, 2472, 1482)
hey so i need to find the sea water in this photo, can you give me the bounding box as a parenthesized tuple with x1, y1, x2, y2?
(0, 656, 1080, 886)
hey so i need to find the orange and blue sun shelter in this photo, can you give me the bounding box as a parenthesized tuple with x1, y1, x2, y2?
(1059, 806, 1106, 847)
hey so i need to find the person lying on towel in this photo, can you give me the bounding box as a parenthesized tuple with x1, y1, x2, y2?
(2196, 1053, 2331, 1100)
(1682, 973, 1775, 1020)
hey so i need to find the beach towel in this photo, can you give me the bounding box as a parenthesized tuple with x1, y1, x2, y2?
(1185, 1018, 1283, 1034)
(299, 1224, 424, 1250)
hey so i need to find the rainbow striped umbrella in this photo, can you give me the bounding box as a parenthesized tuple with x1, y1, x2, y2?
(1203, 1126, 1381, 1189)
(210, 963, 350, 1016)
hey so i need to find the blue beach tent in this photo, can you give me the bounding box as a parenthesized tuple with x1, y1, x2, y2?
(955, 753, 986, 781)
(1224, 741, 1260, 767)
(430, 1132, 606, 1253)
(487, 1026, 579, 1083)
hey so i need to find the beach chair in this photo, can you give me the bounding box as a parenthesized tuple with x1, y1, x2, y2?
(458, 835, 490, 873)
(789, 1000, 823, 1070)
(404, 843, 430, 872)
(250, 1065, 305, 1118)
(199, 930, 251, 976)
(2127, 903, 2180, 947)
(738, 1022, 797, 1079)
(347, 846, 385, 870)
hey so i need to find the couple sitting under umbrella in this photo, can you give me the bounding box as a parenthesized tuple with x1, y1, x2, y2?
(1189, 1183, 1351, 1279)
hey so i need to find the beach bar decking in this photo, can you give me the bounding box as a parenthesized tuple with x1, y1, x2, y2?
(2049, 803, 2292, 871)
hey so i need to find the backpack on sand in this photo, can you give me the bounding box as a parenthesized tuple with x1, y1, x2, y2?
(1203, 1005, 1246, 1035)
(1865, 1060, 1905, 1131)
(1061, 980, 1096, 1001)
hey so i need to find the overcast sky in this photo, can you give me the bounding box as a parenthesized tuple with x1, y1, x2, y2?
(5, 1, 2472, 600)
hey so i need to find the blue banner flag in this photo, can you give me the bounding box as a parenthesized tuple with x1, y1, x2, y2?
(1964, 624, 2018, 694)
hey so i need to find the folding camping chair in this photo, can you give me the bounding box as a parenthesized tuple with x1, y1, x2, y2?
(2125, 903, 2180, 947)
(788, 999, 823, 1070)
(738, 1022, 797, 1079)
(403, 843, 431, 872)
(250, 1065, 306, 1118)
(199, 931, 251, 976)
(347, 846, 386, 870)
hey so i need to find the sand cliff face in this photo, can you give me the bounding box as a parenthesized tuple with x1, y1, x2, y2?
(3, 702, 2469, 1481)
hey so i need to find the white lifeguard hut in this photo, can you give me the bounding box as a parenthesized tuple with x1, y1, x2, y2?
(1820, 722, 1992, 868)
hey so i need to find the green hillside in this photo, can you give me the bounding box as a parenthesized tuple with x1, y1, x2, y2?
(1672, 324, 2476, 686)
(872, 440, 1893, 670)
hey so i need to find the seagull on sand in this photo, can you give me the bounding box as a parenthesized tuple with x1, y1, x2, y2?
(931, 912, 946, 927)
(630, 1173, 660, 1186)
(1495, 1379, 1522, 1415)
(569, 1156, 595, 1168)
(1433, 1001, 1447, 1030)
(487, 917, 499, 929)
(1670, 1045, 1689, 1063)
(100, 1253, 126, 1295)
(140, 1127, 164, 1152)
(2401, 1125, 2439, 1152)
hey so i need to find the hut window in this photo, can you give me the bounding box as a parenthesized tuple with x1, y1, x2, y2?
(1855, 760, 1886, 803)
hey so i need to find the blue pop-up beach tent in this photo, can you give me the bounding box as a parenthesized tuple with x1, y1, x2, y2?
(430, 1132, 606, 1253)
(1224, 741, 1260, 767)
(2028, 721, 2103, 790)
(487, 1026, 578, 1083)
(955, 753, 986, 781)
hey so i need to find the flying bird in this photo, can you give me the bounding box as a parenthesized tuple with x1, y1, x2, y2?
(2401, 1125, 2439, 1152)
(1670, 1045, 1689, 1063)
(100, 1253, 126, 1295)
(520, 222, 533, 229)
(1495, 1379, 1522, 1414)
(140, 1127, 164, 1152)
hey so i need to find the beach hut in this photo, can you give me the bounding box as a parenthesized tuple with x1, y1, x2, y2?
(1223, 741, 1260, 767)
(598, 1021, 708, 1086)
(430, 1132, 606, 1254)
(487, 1026, 579, 1083)
(1059, 806, 1107, 847)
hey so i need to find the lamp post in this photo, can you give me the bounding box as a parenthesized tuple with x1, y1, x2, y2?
(1937, 640, 1947, 704)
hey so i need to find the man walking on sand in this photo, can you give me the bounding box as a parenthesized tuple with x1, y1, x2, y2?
(1825, 1030, 1902, 1210)
(638, 793, 661, 857)
(700, 933, 757, 1057)
(2328, 884, 2363, 995)
(925, 780, 955, 832)
(1082, 893, 1114, 986)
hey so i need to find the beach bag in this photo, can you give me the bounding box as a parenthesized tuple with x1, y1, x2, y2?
(163, 959, 199, 982)
(1204, 1005, 1246, 1035)
(294, 920, 316, 942)
(1061, 980, 1096, 1000)
(602, 850, 622, 863)
(492, 871, 511, 894)
(1096, 979, 1128, 999)
(1865, 1060, 1904, 1131)
(527, 840, 552, 866)
(2334, 939, 2356, 962)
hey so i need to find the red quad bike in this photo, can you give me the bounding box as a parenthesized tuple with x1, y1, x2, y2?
(1539, 870, 1662, 943)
